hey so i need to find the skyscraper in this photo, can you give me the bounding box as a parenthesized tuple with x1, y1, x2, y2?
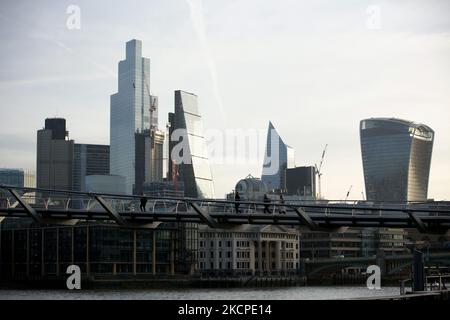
(360, 118, 434, 202)
(36, 118, 74, 191)
(261, 121, 295, 191)
(168, 90, 214, 199)
(134, 129, 165, 195)
(285, 166, 316, 197)
(72, 144, 110, 192)
(110, 39, 159, 194)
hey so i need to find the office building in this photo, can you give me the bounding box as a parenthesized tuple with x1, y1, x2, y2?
(0, 169, 24, 190)
(360, 118, 434, 202)
(0, 222, 197, 279)
(168, 90, 214, 199)
(285, 166, 316, 198)
(85, 175, 126, 194)
(36, 118, 74, 191)
(0, 168, 35, 198)
(142, 181, 185, 197)
(261, 121, 295, 192)
(72, 144, 110, 192)
(299, 228, 407, 259)
(134, 129, 165, 195)
(110, 39, 160, 194)
(198, 225, 299, 276)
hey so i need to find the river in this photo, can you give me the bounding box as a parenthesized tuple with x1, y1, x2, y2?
(0, 286, 399, 300)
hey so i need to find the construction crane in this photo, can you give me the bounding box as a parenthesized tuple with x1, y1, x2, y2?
(345, 185, 353, 201)
(142, 72, 157, 133)
(314, 144, 328, 200)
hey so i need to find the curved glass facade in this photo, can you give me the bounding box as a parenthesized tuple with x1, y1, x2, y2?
(169, 90, 215, 199)
(261, 121, 295, 191)
(360, 118, 434, 202)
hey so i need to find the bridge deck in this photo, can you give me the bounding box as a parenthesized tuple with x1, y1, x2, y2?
(1, 185, 450, 232)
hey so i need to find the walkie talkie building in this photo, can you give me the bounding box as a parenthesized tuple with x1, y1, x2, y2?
(360, 118, 434, 202)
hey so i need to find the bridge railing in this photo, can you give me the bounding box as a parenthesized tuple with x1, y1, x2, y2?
(1, 185, 450, 230)
(401, 274, 450, 295)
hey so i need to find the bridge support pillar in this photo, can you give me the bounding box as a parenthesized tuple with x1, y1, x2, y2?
(412, 249, 425, 292)
(133, 230, 137, 276)
(376, 249, 386, 276)
(152, 231, 156, 275)
(258, 241, 263, 275)
(189, 202, 217, 228)
(8, 188, 43, 223)
(95, 195, 127, 226)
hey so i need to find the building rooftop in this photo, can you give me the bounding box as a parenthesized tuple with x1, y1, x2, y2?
(361, 117, 434, 134)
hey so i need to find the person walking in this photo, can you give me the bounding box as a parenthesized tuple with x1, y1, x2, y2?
(139, 192, 147, 212)
(278, 194, 286, 214)
(263, 194, 271, 214)
(234, 191, 241, 213)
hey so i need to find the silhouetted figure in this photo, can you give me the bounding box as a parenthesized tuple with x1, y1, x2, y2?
(278, 194, 286, 214)
(140, 192, 147, 212)
(235, 192, 241, 213)
(263, 194, 271, 214)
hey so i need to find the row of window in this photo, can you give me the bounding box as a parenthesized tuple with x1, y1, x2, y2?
(199, 251, 233, 259)
(261, 233, 298, 240)
(237, 251, 250, 259)
(199, 240, 253, 248)
(199, 232, 298, 240)
(199, 250, 298, 260)
(254, 262, 298, 270)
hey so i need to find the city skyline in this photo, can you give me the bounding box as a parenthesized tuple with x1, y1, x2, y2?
(1, 1, 450, 199)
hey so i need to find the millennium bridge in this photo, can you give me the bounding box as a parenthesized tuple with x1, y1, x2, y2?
(1, 185, 449, 234)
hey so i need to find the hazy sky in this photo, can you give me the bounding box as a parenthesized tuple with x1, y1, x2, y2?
(0, 0, 449, 199)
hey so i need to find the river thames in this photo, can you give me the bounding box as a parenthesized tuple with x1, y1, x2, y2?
(0, 286, 399, 300)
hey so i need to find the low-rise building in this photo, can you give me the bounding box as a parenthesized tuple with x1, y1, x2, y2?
(198, 225, 299, 276)
(299, 228, 408, 260)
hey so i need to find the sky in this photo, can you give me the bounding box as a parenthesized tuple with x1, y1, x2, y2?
(0, 0, 449, 200)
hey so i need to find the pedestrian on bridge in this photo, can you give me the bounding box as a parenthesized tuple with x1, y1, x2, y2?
(235, 191, 241, 213)
(263, 194, 271, 214)
(278, 194, 286, 214)
(140, 192, 147, 212)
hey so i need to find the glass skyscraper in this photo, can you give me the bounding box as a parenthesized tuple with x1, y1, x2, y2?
(168, 90, 214, 199)
(110, 39, 158, 194)
(360, 118, 434, 202)
(72, 144, 110, 192)
(261, 121, 295, 191)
